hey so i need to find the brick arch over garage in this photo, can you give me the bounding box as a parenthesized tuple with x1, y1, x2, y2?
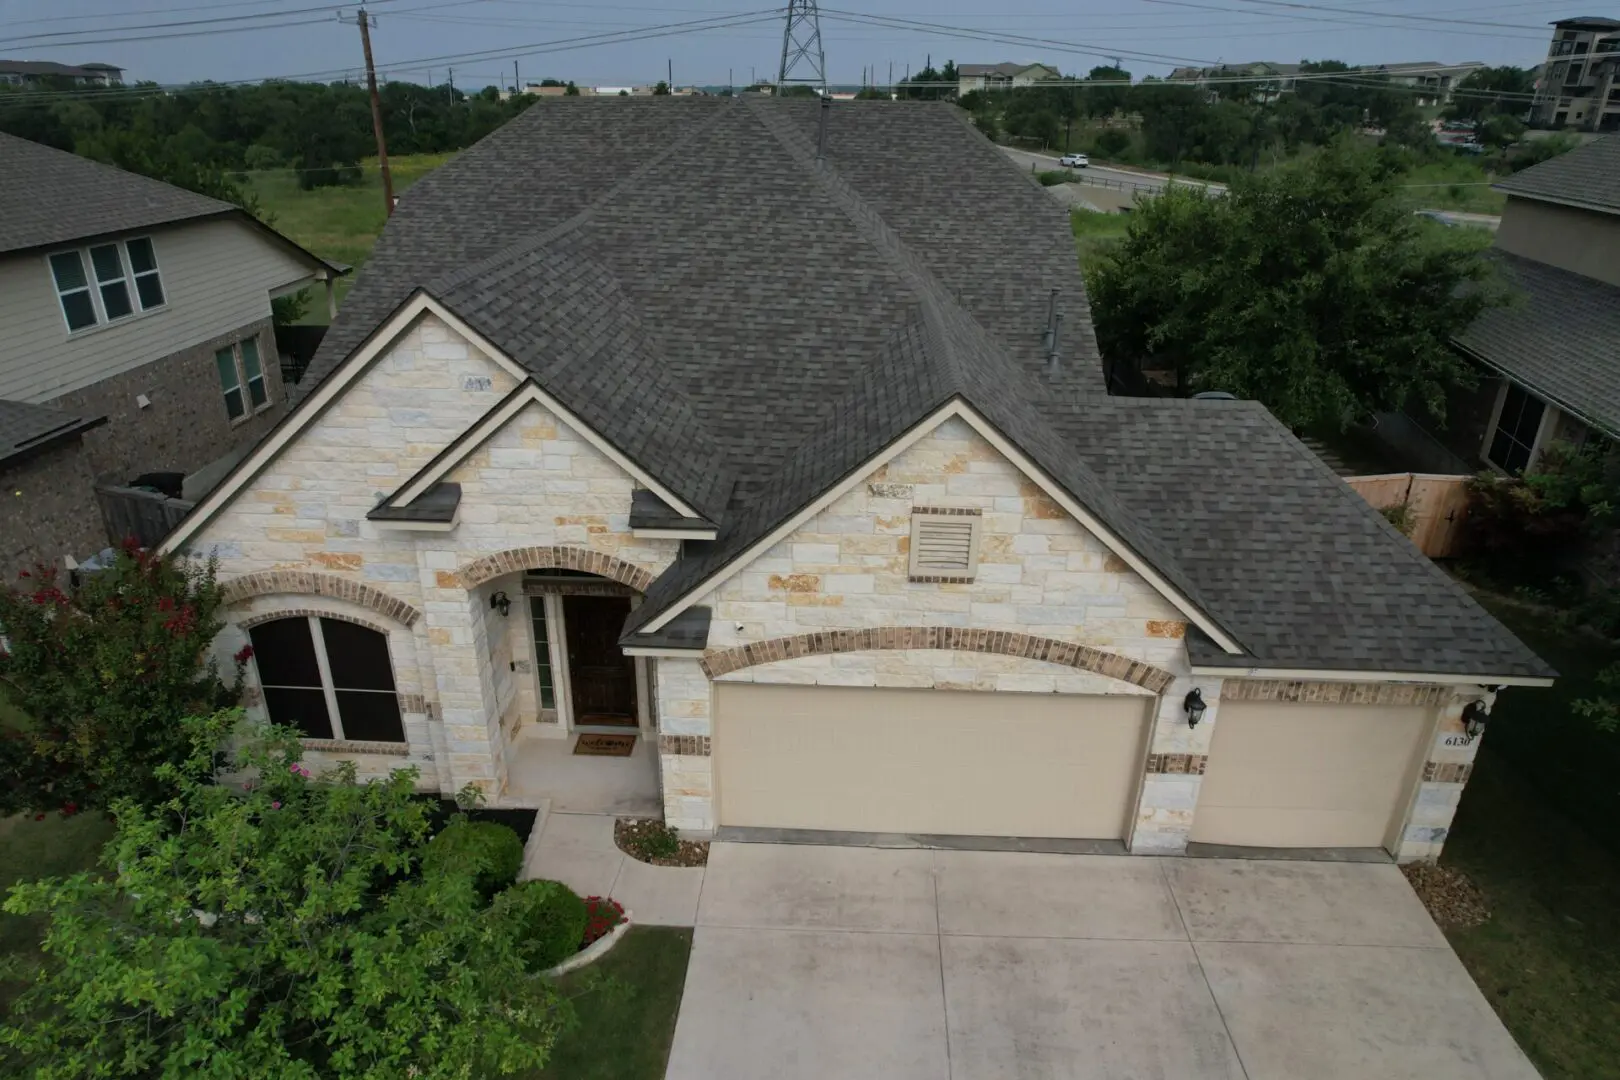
(700, 626, 1176, 693)
(220, 571, 422, 628)
(455, 546, 655, 592)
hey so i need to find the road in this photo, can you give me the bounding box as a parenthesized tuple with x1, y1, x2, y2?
(1000, 147, 1226, 196)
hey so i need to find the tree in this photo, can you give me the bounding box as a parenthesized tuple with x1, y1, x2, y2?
(0, 545, 245, 816)
(653, 81, 671, 96)
(1087, 138, 1501, 429)
(0, 713, 573, 1077)
(1082, 65, 1132, 118)
(1444, 65, 1534, 124)
(565, 81, 580, 96)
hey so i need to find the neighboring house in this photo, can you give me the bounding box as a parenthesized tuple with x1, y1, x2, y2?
(1371, 61, 1484, 107)
(1531, 16, 1620, 132)
(0, 133, 346, 573)
(1445, 136, 1620, 474)
(161, 98, 1549, 868)
(1169, 61, 1301, 102)
(957, 62, 1061, 95)
(0, 60, 123, 86)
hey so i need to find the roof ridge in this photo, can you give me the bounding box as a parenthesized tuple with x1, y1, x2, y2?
(429, 96, 745, 296)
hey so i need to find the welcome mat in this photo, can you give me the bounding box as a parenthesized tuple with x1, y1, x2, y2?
(574, 733, 636, 757)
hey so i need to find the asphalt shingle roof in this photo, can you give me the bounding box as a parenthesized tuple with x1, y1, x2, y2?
(299, 96, 1547, 679)
(0, 132, 237, 255)
(1494, 135, 1620, 215)
(0, 399, 101, 467)
(1455, 252, 1620, 438)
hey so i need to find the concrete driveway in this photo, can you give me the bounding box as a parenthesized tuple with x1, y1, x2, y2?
(665, 843, 1538, 1080)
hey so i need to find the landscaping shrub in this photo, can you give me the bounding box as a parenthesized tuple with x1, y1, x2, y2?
(620, 819, 681, 862)
(1035, 170, 1072, 186)
(1092, 128, 1130, 158)
(423, 819, 524, 901)
(495, 879, 588, 971)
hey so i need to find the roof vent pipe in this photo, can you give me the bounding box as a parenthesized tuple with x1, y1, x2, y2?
(1047, 313, 1063, 375)
(816, 93, 831, 164)
(1040, 287, 1059, 352)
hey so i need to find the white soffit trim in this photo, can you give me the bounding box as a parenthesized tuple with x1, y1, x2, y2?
(632, 527, 719, 540)
(1190, 665, 1554, 688)
(621, 645, 707, 658)
(391, 382, 699, 518)
(639, 399, 1239, 654)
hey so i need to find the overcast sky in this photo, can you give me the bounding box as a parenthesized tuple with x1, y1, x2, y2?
(0, 0, 1561, 89)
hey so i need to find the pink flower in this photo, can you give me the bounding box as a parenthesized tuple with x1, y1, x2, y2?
(271, 801, 282, 810)
(288, 762, 311, 778)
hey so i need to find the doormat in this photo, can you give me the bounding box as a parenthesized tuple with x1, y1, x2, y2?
(574, 733, 636, 757)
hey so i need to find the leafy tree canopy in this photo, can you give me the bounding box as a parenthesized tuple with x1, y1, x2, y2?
(1086, 138, 1501, 430)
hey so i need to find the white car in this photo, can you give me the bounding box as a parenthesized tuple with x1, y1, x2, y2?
(1058, 153, 1089, 168)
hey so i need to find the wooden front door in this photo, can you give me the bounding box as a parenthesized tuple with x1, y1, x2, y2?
(563, 595, 637, 726)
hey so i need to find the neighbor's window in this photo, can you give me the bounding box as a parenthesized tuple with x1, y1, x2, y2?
(530, 596, 556, 710)
(247, 616, 405, 743)
(216, 337, 269, 421)
(1487, 384, 1547, 476)
(47, 238, 165, 333)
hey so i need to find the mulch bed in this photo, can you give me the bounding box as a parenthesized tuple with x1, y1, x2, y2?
(614, 818, 709, 867)
(1402, 862, 1492, 929)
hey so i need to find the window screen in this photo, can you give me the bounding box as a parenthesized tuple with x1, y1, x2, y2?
(247, 617, 404, 743)
(1488, 385, 1546, 476)
(49, 250, 98, 331)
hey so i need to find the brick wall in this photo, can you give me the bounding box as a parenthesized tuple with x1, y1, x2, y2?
(0, 438, 104, 575)
(49, 318, 284, 483)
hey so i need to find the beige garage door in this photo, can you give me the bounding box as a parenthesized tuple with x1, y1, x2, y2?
(1191, 701, 1433, 849)
(714, 683, 1152, 839)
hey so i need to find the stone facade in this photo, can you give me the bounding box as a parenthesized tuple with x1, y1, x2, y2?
(0, 437, 104, 575)
(184, 314, 1487, 861)
(50, 318, 283, 483)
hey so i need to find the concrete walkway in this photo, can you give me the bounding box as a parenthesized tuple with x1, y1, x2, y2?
(664, 843, 1540, 1080)
(520, 809, 705, 926)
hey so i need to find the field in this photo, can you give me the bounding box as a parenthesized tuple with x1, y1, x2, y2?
(244, 153, 454, 321)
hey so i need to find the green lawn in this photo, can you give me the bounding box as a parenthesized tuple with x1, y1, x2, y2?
(1437, 595, 1620, 1080)
(1394, 159, 1506, 216)
(1070, 208, 1131, 266)
(245, 153, 454, 323)
(533, 926, 693, 1080)
(0, 813, 115, 1013)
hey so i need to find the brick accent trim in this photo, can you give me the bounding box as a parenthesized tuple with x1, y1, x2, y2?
(701, 626, 1175, 692)
(1221, 680, 1450, 707)
(908, 574, 975, 584)
(221, 571, 421, 627)
(1423, 761, 1473, 783)
(237, 608, 393, 635)
(301, 738, 411, 757)
(455, 546, 655, 592)
(911, 505, 982, 516)
(1146, 752, 1207, 775)
(659, 734, 711, 756)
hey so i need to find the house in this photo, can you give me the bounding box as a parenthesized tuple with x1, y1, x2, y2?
(957, 62, 1061, 96)
(0, 133, 346, 573)
(1443, 136, 1620, 474)
(0, 60, 123, 87)
(159, 98, 1550, 865)
(1372, 61, 1484, 107)
(1169, 61, 1301, 102)
(1532, 17, 1620, 131)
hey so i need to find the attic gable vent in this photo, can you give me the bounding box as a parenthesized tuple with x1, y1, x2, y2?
(908, 507, 983, 583)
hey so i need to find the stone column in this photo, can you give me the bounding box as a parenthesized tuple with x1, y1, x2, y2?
(1129, 676, 1223, 854)
(417, 559, 503, 799)
(654, 657, 715, 835)
(1394, 688, 1486, 863)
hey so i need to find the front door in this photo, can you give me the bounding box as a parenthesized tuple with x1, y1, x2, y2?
(562, 595, 637, 727)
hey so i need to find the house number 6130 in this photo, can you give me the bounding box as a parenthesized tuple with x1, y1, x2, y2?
(1442, 734, 1474, 748)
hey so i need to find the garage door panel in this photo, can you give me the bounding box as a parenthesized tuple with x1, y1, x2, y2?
(715, 683, 1150, 840)
(1191, 702, 1431, 850)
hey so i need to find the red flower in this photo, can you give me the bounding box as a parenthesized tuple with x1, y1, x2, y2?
(158, 596, 175, 612)
(234, 645, 255, 664)
(15, 569, 29, 579)
(33, 813, 44, 821)
(120, 535, 141, 553)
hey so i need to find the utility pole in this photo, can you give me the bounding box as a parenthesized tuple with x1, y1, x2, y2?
(667, 57, 673, 91)
(888, 60, 893, 95)
(341, 7, 394, 218)
(513, 59, 519, 93)
(447, 66, 454, 102)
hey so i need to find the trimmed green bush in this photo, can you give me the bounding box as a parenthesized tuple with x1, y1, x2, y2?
(495, 879, 589, 971)
(423, 819, 524, 901)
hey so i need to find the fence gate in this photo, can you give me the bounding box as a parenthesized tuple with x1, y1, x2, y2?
(1343, 473, 1470, 558)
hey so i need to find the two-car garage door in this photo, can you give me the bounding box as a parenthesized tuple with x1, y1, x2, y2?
(714, 683, 1153, 840)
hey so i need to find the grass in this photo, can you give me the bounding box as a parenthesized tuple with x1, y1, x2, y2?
(1436, 595, 1620, 1079)
(532, 925, 693, 1080)
(1393, 158, 1506, 216)
(1070, 208, 1131, 264)
(244, 153, 454, 323)
(0, 813, 115, 1013)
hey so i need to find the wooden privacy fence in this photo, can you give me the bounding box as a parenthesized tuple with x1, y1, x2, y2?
(1344, 473, 1471, 558)
(96, 485, 195, 549)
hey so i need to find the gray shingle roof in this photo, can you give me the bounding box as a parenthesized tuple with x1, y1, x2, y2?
(1494, 136, 1620, 215)
(0, 132, 234, 255)
(298, 96, 1547, 680)
(0, 399, 102, 467)
(1045, 397, 1552, 680)
(1455, 251, 1620, 438)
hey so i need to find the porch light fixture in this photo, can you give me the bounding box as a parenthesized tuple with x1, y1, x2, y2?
(489, 590, 512, 617)
(1462, 699, 1489, 739)
(1183, 687, 1207, 728)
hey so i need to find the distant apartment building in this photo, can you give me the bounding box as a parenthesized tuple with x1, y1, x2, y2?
(957, 62, 1061, 96)
(1169, 62, 1301, 102)
(1170, 60, 1479, 106)
(0, 61, 123, 87)
(1532, 17, 1620, 131)
(1371, 61, 1485, 107)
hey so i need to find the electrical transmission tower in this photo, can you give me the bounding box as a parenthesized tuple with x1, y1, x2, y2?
(776, 0, 826, 94)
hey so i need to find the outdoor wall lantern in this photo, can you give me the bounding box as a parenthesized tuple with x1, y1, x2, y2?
(1183, 687, 1207, 728)
(490, 590, 512, 617)
(1462, 699, 1490, 739)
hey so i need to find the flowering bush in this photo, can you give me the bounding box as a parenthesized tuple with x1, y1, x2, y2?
(0, 543, 246, 815)
(582, 895, 626, 947)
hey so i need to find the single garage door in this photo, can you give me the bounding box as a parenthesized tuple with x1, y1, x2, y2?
(714, 683, 1152, 839)
(1191, 701, 1433, 850)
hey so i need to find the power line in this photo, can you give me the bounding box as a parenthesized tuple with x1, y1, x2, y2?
(0, 0, 400, 46)
(1220, 0, 1546, 30)
(1131, 0, 1544, 41)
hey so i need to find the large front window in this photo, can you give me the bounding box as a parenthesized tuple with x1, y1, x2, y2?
(247, 616, 404, 743)
(1487, 384, 1546, 475)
